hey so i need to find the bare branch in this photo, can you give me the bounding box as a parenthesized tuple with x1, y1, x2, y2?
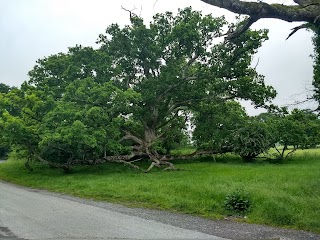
(121, 5, 137, 21)
(201, 0, 314, 22)
(226, 16, 259, 40)
(201, 0, 320, 39)
(254, 57, 260, 70)
(286, 23, 311, 40)
(106, 156, 142, 170)
(153, 0, 159, 9)
(34, 154, 70, 170)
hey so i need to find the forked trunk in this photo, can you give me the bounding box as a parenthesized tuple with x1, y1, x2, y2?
(144, 127, 157, 147)
(143, 126, 176, 172)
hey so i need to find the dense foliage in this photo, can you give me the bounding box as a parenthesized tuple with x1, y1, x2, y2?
(194, 103, 320, 161)
(3, 7, 318, 171)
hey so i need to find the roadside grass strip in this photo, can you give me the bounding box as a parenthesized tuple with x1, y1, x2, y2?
(0, 149, 319, 233)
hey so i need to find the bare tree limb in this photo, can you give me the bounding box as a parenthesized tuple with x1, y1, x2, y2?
(121, 5, 138, 21)
(120, 130, 144, 145)
(201, 0, 320, 39)
(201, 0, 316, 23)
(286, 23, 312, 40)
(226, 16, 259, 40)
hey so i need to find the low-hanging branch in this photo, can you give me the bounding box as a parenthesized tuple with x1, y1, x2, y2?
(201, 0, 319, 22)
(30, 148, 226, 173)
(201, 0, 320, 39)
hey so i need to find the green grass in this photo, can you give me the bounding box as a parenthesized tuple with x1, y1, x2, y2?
(0, 150, 320, 233)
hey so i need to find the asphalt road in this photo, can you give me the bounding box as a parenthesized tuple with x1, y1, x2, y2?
(0, 181, 226, 240)
(0, 181, 319, 240)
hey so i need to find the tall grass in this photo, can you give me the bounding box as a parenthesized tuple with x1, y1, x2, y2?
(0, 150, 319, 232)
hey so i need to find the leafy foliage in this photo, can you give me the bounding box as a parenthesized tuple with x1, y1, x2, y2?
(194, 103, 320, 161)
(0, 8, 276, 171)
(224, 188, 251, 214)
(193, 100, 247, 152)
(232, 119, 273, 161)
(257, 109, 320, 160)
(193, 101, 274, 161)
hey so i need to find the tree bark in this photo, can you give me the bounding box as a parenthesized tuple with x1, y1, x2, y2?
(201, 0, 320, 38)
(201, 0, 320, 23)
(144, 127, 157, 146)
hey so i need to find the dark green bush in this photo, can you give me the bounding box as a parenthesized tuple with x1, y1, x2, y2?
(224, 189, 251, 214)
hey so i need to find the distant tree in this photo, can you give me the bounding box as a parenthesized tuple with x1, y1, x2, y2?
(257, 108, 320, 160)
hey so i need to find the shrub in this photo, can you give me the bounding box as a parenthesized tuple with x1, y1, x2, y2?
(224, 188, 251, 214)
(232, 120, 273, 161)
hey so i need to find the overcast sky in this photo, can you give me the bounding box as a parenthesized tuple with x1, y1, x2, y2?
(0, 0, 315, 114)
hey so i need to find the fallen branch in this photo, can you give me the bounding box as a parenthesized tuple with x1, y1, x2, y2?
(31, 149, 224, 174)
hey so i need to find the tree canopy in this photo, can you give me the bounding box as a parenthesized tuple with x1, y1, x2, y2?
(0, 7, 277, 172)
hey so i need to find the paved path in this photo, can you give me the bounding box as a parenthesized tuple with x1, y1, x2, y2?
(0, 181, 319, 240)
(0, 181, 226, 240)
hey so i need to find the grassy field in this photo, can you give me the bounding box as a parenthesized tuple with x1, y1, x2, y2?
(0, 149, 319, 233)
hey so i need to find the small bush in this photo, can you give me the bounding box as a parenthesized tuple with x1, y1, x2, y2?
(224, 188, 251, 214)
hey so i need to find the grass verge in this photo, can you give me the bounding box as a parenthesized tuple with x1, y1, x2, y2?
(0, 150, 319, 233)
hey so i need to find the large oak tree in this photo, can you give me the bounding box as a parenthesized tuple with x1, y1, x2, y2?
(0, 8, 276, 172)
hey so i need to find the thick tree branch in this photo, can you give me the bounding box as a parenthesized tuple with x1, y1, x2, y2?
(201, 0, 317, 23)
(120, 130, 144, 145)
(104, 153, 142, 170)
(226, 16, 259, 40)
(294, 0, 318, 6)
(201, 0, 320, 39)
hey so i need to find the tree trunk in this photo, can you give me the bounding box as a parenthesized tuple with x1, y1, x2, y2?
(142, 126, 177, 172)
(144, 127, 157, 147)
